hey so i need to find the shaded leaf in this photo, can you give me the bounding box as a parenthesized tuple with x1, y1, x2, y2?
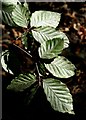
(12, 4, 30, 28)
(30, 10, 61, 28)
(7, 73, 36, 92)
(39, 38, 64, 59)
(43, 78, 74, 114)
(25, 83, 39, 105)
(45, 56, 75, 78)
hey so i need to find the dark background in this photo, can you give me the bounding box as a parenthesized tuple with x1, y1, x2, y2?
(2, 2, 86, 120)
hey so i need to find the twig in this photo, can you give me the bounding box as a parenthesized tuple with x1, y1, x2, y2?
(35, 62, 41, 86)
(13, 43, 32, 58)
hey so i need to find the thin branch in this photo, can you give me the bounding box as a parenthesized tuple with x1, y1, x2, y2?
(35, 62, 41, 86)
(13, 43, 32, 58)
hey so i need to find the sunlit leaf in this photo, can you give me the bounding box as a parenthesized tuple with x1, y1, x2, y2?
(30, 10, 61, 28)
(1, 50, 13, 74)
(23, 2, 30, 15)
(39, 38, 64, 59)
(1, 0, 20, 5)
(43, 78, 74, 114)
(32, 26, 69, 48)
(45, 56, 76, 78)
(12, 4, 30, 28)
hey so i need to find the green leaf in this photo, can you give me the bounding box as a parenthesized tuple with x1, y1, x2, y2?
(45, 56, 75, 78)
(1, 0, 20, 14)
(1, 0, 19, 26)
(2, 11, 16, 26)
(30, 10, 61, 28)
(2, 4, 15, 13)
(1, 0, 20, 6)
(23, 2, 30, 19)
(1, 50, 13, 74)
(39, 38, 64, 59)
(12, 4, 30, 28)
(32, 26, 69, 48)
(7, 73, 36, 92)
(43, 78, 74, 114)
(23, 2, 30, 14)
(56, 31, 69, 49)
(38, 62, 47, 76)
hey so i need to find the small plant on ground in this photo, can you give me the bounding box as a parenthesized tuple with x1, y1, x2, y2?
(1, 0, 76, 114)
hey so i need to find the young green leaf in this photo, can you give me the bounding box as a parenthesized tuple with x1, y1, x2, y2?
(7, 73, 36, 92)
(43, 78, 74, 114)
(32, 26, 69, 48)
(30, 10, 61, 28)
(12, 4, 30, 28)
(39, 38, 64, 59)
(45, 56, 76, 78)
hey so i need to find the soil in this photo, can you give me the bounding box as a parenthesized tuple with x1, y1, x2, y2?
(1, 2, 86, 120)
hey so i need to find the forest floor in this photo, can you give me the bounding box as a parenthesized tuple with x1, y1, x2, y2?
(1, 2, 86, 120)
